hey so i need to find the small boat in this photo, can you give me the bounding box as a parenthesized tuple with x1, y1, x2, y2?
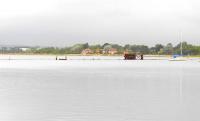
(169, 32, 186, 61)
(169, 56, 187, 61)
(58, 58, 67, 60)
(56, 56, 67, 60)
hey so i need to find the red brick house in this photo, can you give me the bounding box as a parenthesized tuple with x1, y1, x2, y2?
(81, 48, 93, 55)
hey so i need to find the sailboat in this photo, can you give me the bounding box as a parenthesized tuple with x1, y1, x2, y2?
(169, 32, 187, 61)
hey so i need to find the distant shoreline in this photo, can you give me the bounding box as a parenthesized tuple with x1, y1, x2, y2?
(0, 53, 166, 56)
(0, 54, 200, 58)
(1, 42, 200, 56)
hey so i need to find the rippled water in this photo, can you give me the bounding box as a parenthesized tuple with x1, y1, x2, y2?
(0, 59, 200, 121)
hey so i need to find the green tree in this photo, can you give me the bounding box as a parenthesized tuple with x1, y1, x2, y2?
(163, 43, 173, 55)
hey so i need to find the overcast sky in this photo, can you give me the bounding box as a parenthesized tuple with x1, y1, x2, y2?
(0, 0, 199, 47)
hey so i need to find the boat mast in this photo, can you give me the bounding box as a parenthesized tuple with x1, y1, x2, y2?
(180, 31, 183, 56)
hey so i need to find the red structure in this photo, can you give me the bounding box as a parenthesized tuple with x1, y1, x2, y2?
(124, 53, 143, 60)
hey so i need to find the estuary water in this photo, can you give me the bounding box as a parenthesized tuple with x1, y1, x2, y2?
(0, 58, 200, 121)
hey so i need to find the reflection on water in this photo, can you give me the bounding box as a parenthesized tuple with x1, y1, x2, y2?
(0, 60, 200, 121)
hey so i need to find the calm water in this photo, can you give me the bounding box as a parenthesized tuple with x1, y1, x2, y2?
(0, 59, 200, 121)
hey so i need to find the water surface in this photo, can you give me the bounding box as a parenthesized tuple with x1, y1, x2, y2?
(0, 59, 200, 121)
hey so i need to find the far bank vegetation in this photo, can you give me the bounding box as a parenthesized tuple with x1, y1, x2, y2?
(1, 42, 200, 56)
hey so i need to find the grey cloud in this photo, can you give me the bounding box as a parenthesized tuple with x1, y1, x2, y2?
(0, 0, 200, 46)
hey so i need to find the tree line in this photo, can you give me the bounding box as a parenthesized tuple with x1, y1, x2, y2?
(2, 42, 200, 55)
